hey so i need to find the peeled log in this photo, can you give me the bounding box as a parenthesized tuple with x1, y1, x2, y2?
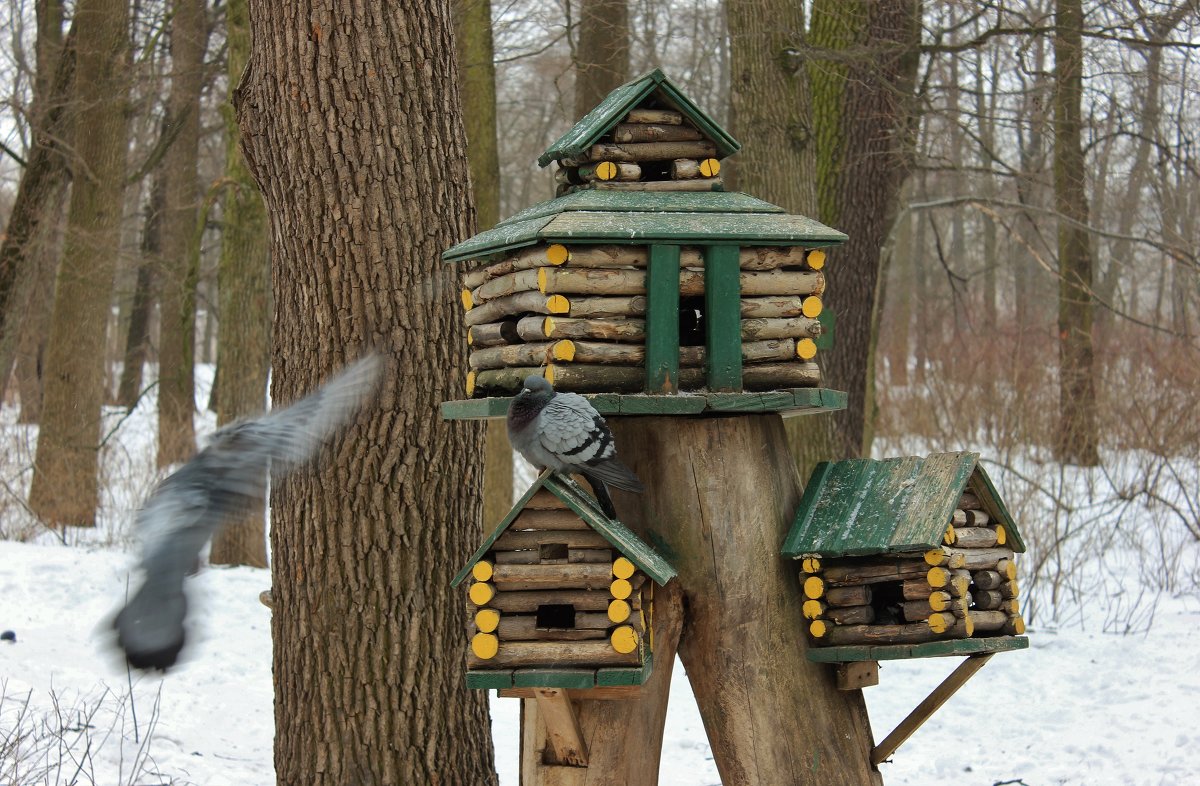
(814, 621, 951, 647)
(823, 560, 932, 586)
(467, 639, 640, 669)
(553, 245, 818, 272)
(496, 617, 607, 641)
(952, 527, 999, 549)
(567, 295, 647, 318)
(461, 244, 570, 289)
(494, 529, 611, 550)
(518, 315, 646, 343)
(741, 296, 823, 319)
(613, 124, 703, 143)
(469, 341, 555, 370)
(625, 108, 682, 125)
(463, 291, 569, 326)
(825, 585, 872, 607)
(578, 161, 642, 182)
(471, 268, 540, 304)
(491, 562, 614, 591)
(467, 320, 521, 348)
(827, 605, 875, 625)
(741, 316, 823, 341)
(468, 367, 539, 397)
(742, 362, 821, 389)
(610, 415, 878, 786)
(537, 268, 825, 298)
(564, 140, 718, 165)
(488, 589, 625, 613)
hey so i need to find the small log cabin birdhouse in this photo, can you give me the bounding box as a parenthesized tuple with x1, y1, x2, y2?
(442, 69, 848, 417)
(452, 470, 676, 691)
(782, 451, 1029, 663)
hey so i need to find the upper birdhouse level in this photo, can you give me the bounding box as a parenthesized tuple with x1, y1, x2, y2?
(442, 70, 849, 420)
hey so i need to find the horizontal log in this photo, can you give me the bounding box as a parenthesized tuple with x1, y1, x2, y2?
(625, 108, 682, 125)
(825, 585, 872, 607)
(800, 556, 822, 574)
(996, 558, 1018, 580)
(901, 579, 934, 600)
(952, 509, 991, 527)
(827, 605, 875, 625)
(555, 338, 798, 367)
(927, 567, 972, 597)
(901, 596, 969, 622)
(499, 686, 642, 701)
(497, 616, 608, 641)
(579, 161, 642, 182)
(969, 610, 1010, 632)
(741, 316, 823, 341)
(822, 560, 932, 587)
(958, 492, 982, 510)
(568, 295, 647, 318)
(493, 550, 541, 565)
(936, 548, 1016, 573)
(469, 268, 541, 305)
(670, 157, 721, 179)
(513, 508, 589, 529)
(467, 321, 520, 349)
(552, 245, 818, 272)
(468, 367, 535, 397)
(461, 244, 571, 289)
(577, 611, 619, 630)
(463, 291, 569, 326)
(952, 527, 998, 549)
(742, 362, 821, 390)
(810, 621, 952, 647)
(492, 563, 614, 591)
(580, 177, 723, 192)
(519, 315, 646, 343)
(802, 599, 826, 619)
(487, 589, 629, 613)
(467, 639, 641, 669)
(538, 268, 826, 299)
(563, 140, 718, 165)
(494, 529, 611, 551)
(928, 614, 973, 637)
(740, 295, 823, 319)
(469, 341, 558, 370)
(1004, 614, 1025, 635)
(969, 569, 1003, 590)
(613, 123, 702, 143)
(570, 548, 613, 563)
(924, 548, 968, 569)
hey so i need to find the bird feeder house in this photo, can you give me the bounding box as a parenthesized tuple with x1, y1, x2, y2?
(452, 470, 676, 692)
(782, 451, 1028, 663)
(442, 68, 849, 420)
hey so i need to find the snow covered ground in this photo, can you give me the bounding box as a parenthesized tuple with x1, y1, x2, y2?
(3, 368, 1200, 784)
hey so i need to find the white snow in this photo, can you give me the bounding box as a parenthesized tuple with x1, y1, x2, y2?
(2, 367, 1199, 784)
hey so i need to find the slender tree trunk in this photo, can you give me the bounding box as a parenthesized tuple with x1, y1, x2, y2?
(117, 172, 164, 409)
(28, 0, 128, 526)
(156, 0, 207, 468)
(573, 0, 629, 119)
(453, 0, 512, 529)
(209, 0, 270, 568)
(237, 3, 498, 782)
(1052, 0, 1099, 465)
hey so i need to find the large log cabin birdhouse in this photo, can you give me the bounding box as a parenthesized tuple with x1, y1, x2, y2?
(452, 470, 676, 691)
(441, 68, 849, 418)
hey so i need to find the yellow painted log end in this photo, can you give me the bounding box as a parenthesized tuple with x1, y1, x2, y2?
(596, 161, 618, 181)
(924, 548, 946, 566)
(471, 632, 499, 660)
(927, 612, 953, 634)
(546, 243, 570, 265)
(802, 599, 825, 619)
(807, 249, 826, 270)
(1010, 615, 1026, 635)
(800, 556, 821, 573)
(542, 316, 556, 338)
(796, 338, 817, 360)
(929, 591, 951, 612)
(999, 559, 1018, 580)
(468, 581, 495, 606)
(552, 339, 576, 362)
(607, 598, 631, 623)
(610, 625, 638, 654)
(801, 296, 823, 319)
(944, 524, 956, 545)
(809, 619, 828, 638)
(475, 608, 500, 633)
(537, 267, 549, 293)
(546, 294, 570, 313)
(466, 371, 476, 398)
(964, 613, 976, 636)
(996, 524, 1007, 545)
(472, 560, 494, 582)
(803, 575, 825, 599)
(610, 578, 633, 600)
(699, 158, 720, 177)
(461, 288, 474, 311)
(927, 566, 949, 588)
(612, 556, 636, 579)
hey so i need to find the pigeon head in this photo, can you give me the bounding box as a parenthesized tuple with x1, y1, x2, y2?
(508, 375, 553, 432)
(521, 375, 553, 395)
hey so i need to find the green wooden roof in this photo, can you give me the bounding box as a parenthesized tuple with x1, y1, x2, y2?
(443, 191, 847, 263)
(452, 470, 677, 587)
(781, 452, 1025, 559)
(538, 68, 740, 168)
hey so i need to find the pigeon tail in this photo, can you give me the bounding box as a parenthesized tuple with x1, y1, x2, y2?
(584, 457, 645, 494)
(583, 472, 619, 519)
(114, 575, 187, 670)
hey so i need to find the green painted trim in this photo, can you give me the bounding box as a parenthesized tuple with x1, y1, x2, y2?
(440, 398, 511, 420)
(815, 309, 835, 351)
(466, 670, 515, 689)
(596, 651, 654, 686)
(805, 636, 1029, 663)
(441, 391, 845, 421)
(704, 245, 742, 391)
(781, 461, 836, 557)
(645, 245, 681, 393)
(513, 669, 597, 689)
(451, 472, 553, 586)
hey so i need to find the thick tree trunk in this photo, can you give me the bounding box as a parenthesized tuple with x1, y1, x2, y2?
(156, 0, 207, 467)
(13, 182, 65, 423)
(209, 0, 270, 568)
(28, 0, 127, 526)
(237, 2, 498, 783)
(607, 415, 878, 786)
(1052, 0, 1099, 466)
(573, 0, 629, 119)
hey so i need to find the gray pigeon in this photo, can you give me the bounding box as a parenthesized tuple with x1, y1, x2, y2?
(113, 353, 383, 670)
(506, 375, 643, 518)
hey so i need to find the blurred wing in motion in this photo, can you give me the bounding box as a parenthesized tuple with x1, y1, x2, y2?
(113, 353, 383, 669)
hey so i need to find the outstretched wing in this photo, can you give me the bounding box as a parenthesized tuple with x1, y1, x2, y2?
(114, 353, 383, 669)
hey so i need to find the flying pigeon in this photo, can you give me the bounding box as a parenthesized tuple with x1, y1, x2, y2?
(113, 353, 383, 670)
(506, 375, 644, 518)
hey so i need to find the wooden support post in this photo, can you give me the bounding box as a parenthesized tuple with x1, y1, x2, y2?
(610, 416, 878, 785)
(870, 653, 995, 766)
(704, 245, 742, 391)
(836, 661, 880, 691)
(645, 245, 681, 393)
(533, 688, 589, 767)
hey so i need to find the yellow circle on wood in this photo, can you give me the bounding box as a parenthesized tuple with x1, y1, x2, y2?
(610, 578, 633, 600)
(545, 366, 557, 385)
(547, 294, 570, 313)
(929, 593, 949, 612)
(607, 598, 631, 623)
(807, 249, 826, 270)
(471, 633, 499, 660)
(801, 296, 823, 319)
(612, 557, 636, 579)
(809, 619, 828, 638)
(927, 567, 949, 588)
(542, 316, 556, 337)
(796, 338, 817, 360)
(802, 599, 824, 619)
(469, 581, 495, 606)
(610, 625, 638, 654)
(996, 525, 1007, 545)
(461, 289, 474, 311)
(553, 340, 576, 361)
(465, 371, 477, 397)
(472, 561, 494, 582)
(1011, 615, 1026, 634)
(699, 158, 720, 177)
(928, 614, 950, 634)
(964, 614, 975, 636)
(1000, 560, 1018, 580)
(925, 549, 946, 566)
(537, 267, 549, 293)
(475, 608, 500, 633)
(944, 525, 956, 545)
(546, 244, 570, 265)
(597, 161, 618, 181)
(467, 328, 475, 346)
(803, 575, 825, 599)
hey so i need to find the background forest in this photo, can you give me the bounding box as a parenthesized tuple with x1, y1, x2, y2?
(1, 0, 1199, 784)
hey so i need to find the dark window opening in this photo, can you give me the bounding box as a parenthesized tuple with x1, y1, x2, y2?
(540, 543, 568, 561)
(680, 296, 706, 346)
(537, 604, 576, 629)
(871, 580, 906, 626)
(639, 160, 672, 181)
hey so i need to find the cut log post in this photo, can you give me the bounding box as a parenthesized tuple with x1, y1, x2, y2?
(491, 563, 614, 591)
(624, 108, 683, 125)
(970, 569, 1004, 590)
(461, 244, 571, 289)
(951, 527, 999, 549)
(613, 123, 703, 143)
(836, 661, 880, 691)
(610, 415, 878, 786)
(561, 140, 718, 165)
(825, 585, 872, 607)
(517, 315, 647, 343)
(741, 316, 823, 341)
(924, 548, 968, 569)
(741, 295, 823, 319)
(467, 320, 521, 348)
(579, 161, 642, 182)
(927, 567, 972, 597)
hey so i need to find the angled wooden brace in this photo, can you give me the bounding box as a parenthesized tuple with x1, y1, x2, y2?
(534, 688, 590, 767)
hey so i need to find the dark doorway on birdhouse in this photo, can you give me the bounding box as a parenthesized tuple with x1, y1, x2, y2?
(680, 296, 706, 346)
(537, 604, 576, 630)
(540, 543, 568, 561)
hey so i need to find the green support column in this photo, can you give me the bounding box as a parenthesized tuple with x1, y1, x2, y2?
(645, 244, 681, 393)
(704, 245, 741, 391)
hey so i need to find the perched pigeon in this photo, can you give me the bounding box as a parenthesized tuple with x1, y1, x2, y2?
(506, 375, 644, 518)
(113, 353, 383, 670)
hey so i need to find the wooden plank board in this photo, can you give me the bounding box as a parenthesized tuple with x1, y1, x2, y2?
(534, 688, 590, 766)
(645, 244, 681, 393)
(596, 652, 654, 686)
(704, 245, 742, 391)
(513, 669, 597, 690)
(442, 390, 847, 420)
(805, 635, 1029, 663)
(466, 670, 514, 690)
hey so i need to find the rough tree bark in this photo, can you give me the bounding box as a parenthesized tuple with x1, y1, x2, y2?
(1052, 0, 1099, 466)
(209, 0, 270, 568)
(573, 0, 629, 119)
(156, 0, 207, 467)
(236, 2, 498, 782)
(27, 0, 127, 526)
(116, 172, 164, 409)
